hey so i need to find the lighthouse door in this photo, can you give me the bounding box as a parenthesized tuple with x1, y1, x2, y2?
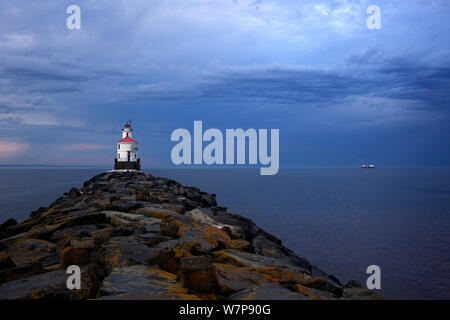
(127, 151, 130, 161)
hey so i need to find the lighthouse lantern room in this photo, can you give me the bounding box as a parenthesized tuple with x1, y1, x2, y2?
(114, 122, 141, 170)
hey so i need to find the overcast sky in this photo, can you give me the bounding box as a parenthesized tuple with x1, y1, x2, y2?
(0, 0, 449, 167)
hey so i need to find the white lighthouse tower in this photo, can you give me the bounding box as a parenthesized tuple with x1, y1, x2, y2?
(114, 122, 141, 170)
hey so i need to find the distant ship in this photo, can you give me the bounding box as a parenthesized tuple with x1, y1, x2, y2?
(360, 164, 375, 168)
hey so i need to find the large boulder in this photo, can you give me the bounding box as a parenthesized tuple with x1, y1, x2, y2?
(343, 288, 385, 300)
(4, 238, 57, 267)
(178, 256, 217, 293)
(133, 207, 179, 220)
(0, 265, 97, 300)
(0, 252, 15, 270)
(96, 236, 157, 273)
(297, 275, 342, 296)
(0, 218, 17, 231)
(147, 247, 189, 274)
(213, 249, 307, 271)
(156, 237, 215, 254)
(60, 247, 91, 268)
(214, 263, 267, 296)
(294, 284, 338, 300)
(229, 283, 310, 300)
(185, 208, 242, 239)
(99, 265, 200, 300)
(0, 270, 69, 300)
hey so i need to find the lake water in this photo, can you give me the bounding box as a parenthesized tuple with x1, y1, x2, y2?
(0, 168, 449, 300)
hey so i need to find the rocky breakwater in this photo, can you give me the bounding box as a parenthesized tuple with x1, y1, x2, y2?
(0, 170, 383, 300)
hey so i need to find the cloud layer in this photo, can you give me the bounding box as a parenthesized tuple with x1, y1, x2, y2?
(0, 0, 449, 166)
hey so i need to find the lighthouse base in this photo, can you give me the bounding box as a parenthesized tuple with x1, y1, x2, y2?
(114, 159, 141, 171)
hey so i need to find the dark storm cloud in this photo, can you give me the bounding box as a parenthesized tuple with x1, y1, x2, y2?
(1, 66, 90, 83)
(196, 67, 362, 104)
(129, 66, 365, 104)
(378, 64, 450, 110)
(127, 58, 450, 115)
(0, 59, 134, 94)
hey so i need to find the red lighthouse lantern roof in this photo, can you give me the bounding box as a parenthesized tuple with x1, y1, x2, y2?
(118, 136, 136, 143)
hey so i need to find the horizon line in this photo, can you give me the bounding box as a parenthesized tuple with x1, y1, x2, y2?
(1, 165, 450, 169)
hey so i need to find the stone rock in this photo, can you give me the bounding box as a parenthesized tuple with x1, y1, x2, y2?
(161, 204, 185, 214)
(229, 283, 310, 300)
(185, 208, 242, 238)
(0, 222, 33, 240)
(345, 280, 362, 288)
(252, 234, 313, 271)
(156, 237, 215, 256)
(343, 288, 385, 300)
(179, 255, 213, 273)
(0, 270, 67, 299)
(104, 201, 145, 213)
(297, 276, 342, 296)
(249, 266, 306, 284)
(103, 210, 160, 224)
(30, 207, 48, 217)
(104, 211, 143, 221)
(145, 224, 161, 233)
(3, 238, 56, 267)
(134, 207, 179, 219)
(194, 224, 232, 249)
(0, 254, 59, 284)
(137, 233, 170, 247)
(60, 247, 91, 267)
(0, 232, 30, 249)
(56, 212, 108, 230)
(328, 274, 342, 286)
(178, 256, 217, 293)
(252, 235, 284, 257)
(211, 214, 259, 241)
(70, 239, 95, 249)
(0, 251, 15, 270)
(9, 238, 56, 252)
(50, 225, 99, 242)
(9, 250, 52, 266)
(213, 249, 305, 271)
(214, 263, 267, 296)
(310, 265, 329, 278)
(104, 211, 160, 229)
(147, 248, 188, 274)
(100, 292, 198, 300)
(0, 263, 37, 284)
(160, 218, 181, 238)
(64, 187, 82, 199)
(199, 194, 217, 207)
(0, 268, 93, 300)
(225, 239, 251, 251)
(99, 265, 200, 299)
(97, 236, 157, 273)
(0, 218, 18, 230)
(294, 284, 338, 300)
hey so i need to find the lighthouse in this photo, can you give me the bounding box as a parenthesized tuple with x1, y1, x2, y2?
(114, 122, 141, 170)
